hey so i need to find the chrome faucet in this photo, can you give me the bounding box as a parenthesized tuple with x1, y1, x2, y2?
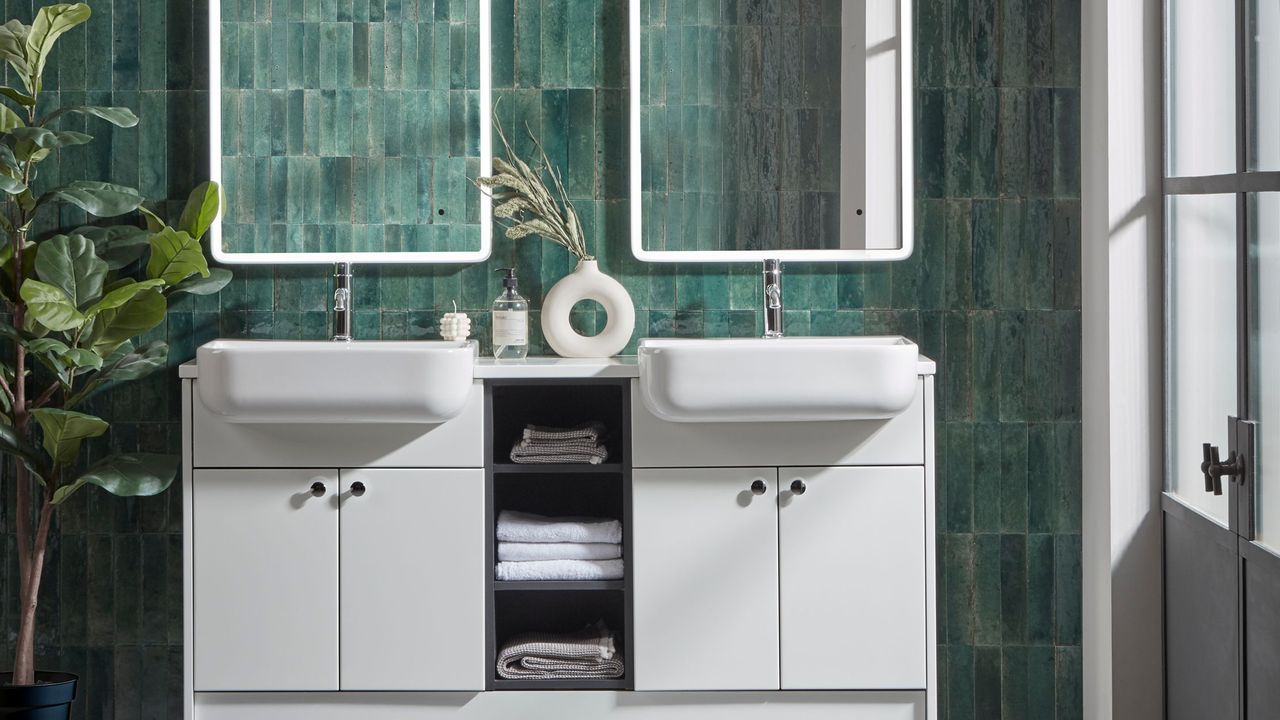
(762, 259, 783, 338)
(332, 262, 353, 342)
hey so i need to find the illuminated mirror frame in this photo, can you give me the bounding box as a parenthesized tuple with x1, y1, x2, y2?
(207, 0, 493, 265)
(628, 0, 914, 263)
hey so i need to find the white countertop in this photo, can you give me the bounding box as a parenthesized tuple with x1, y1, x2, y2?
(474, 356, 639, 378)
(179, 353, 935, 379)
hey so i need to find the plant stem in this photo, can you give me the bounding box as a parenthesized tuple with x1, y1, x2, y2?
(11, 216, 36, 685)
(13, 491, 52, 686)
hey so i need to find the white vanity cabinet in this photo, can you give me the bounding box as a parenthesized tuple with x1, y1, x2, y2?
(632, 466, 927, 692)
(191, 467, 485, 692)
(630, 376, 936, 704)
(181, 361, 935, 720)
(632, 468, 781, 690)
(192, 469, 340, 691)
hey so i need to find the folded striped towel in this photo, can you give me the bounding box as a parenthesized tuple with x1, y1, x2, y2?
(496, 511, 623, 544)
(510, 441, 609, 465)
(496, 620, 624, 680)
(522, 422, 606, 444)
(498, 542, 622, 562)
(496, 558, 625, 581)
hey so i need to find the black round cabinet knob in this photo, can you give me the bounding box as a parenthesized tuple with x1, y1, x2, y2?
(791, 479, 807, 495)
(750, 479, 768, 495)
(350, 482, 366, 497)
(309, 481, 326, 498)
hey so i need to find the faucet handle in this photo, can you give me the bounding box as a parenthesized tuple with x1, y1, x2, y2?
(334, 287, 350, 312)
(766, 284, 782, 309)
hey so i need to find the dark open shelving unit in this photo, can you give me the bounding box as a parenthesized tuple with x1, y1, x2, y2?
(484, 378, 634, 692)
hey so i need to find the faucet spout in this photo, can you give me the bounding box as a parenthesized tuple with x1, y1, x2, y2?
(762, 259, 783, 338)
(332, 262, 353, 342)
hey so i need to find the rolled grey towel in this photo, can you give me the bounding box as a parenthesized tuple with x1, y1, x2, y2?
(496, 620, 624, 680)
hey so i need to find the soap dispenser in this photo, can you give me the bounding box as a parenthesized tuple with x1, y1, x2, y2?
(492, 268, 529, 359)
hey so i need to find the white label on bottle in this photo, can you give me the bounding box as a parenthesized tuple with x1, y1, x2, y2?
(493, 310, 528, 345)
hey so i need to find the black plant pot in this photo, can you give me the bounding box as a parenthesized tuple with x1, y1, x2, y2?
(0, 672, 77, 719)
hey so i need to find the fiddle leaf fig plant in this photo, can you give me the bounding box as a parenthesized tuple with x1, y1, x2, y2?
(0, 3, 232, 686)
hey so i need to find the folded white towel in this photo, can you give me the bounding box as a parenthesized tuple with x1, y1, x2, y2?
(496, 510, 623, 545)
(495, 559, 625, 581)
(498, 542, 622, 562)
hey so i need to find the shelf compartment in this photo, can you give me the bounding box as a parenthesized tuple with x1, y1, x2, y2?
(491, 678, 630, 691)
(489, 382, 626, 466)
(494, 463, 624, 474)
(494, 580, 625, 592)
(491, 589, 629, 690)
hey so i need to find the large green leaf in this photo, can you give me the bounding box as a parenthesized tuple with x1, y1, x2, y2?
(0, 20, 32, 83)
(0, 173, 26, 195)
(0, 422, 47, 481)
(8, 126, 91, 153)
(86, 284, 165, 354)
(35, 234, 106, 309)
(52, 452, 176, 505)
(170, 267, 232, 297)
(62, 340, 168, 409)
(177, 181, 220, 240)
(74, 224, 149, 269)
(82, 278, 164, 317)
(19, 279, 84, 331)
(44, 105, 137, 128)
(39, 181, 144, 217)
(0, 103, 23, 133)
(0, 85, 34, 107)
(146, 226, 209, 285)
(31, 407, 106, 466)
(25, 4, 91, 89)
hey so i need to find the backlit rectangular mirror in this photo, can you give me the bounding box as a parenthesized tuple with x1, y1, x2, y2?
(631, 0, 912, 262)
(208, 0, 492, 264)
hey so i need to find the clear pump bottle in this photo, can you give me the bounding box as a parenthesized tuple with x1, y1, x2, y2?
(492, 268, 529, 359)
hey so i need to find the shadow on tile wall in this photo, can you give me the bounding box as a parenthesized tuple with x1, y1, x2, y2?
(0, 0, 1081, 718)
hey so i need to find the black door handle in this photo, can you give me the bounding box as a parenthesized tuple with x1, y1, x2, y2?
(350, 481, 366, 497)
(1201, 443, 1245, 496)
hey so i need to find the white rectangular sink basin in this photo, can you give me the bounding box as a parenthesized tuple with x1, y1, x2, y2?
(196, 340, 477, 423)
(638, 337, 921, 422)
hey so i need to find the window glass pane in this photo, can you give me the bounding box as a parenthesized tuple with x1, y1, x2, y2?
(1167, 0, 1238, 176)
(1168, 193, 1237, 524)
(1250, 0, 1280, 170)
(1251, 192, 1280, 548)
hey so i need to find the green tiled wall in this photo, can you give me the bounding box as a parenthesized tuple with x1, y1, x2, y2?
(639, 0, 843, 252)
(3, 1, 1081, 718)
(218, 0, 485, 254)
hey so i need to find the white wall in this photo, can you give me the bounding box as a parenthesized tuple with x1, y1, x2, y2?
(1080, 0, 1165, 718)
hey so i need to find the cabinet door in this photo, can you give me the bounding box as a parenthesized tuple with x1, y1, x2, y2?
(339, 469, 486, 690)
(193, 469, 339, 691)
(779, 466, 927, 689)
(633, 468, 780, 690)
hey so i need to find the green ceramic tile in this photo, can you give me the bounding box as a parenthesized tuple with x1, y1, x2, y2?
(946, 423, 974, 532)
(1001, 422, 1030, 532)
(973, 422, 1001, 530)
(975, 646, 1002, 720)
(947, 644, 976, 720)
(1001, 534, 1028, 642)
(974, 533, 1002, 644)
(1055, 534, 1082, 645)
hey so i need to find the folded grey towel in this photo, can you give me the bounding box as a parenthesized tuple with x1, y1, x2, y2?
(522, 422, 607, 444)
(496, 620, 624, 680)
(510, 440, 609, 465)
(495, 558, 625, 581)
